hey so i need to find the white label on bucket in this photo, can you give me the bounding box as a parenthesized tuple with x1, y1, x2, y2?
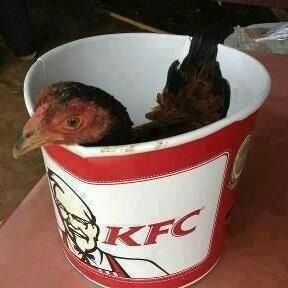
(43, 150, 228, 279)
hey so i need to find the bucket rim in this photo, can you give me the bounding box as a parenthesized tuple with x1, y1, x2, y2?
(24, 33, 271, 158)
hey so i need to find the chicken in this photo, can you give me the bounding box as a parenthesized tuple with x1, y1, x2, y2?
(13, 32, 230, 159)
(13, 82, 133, 158)
(133, 32, 230, 142)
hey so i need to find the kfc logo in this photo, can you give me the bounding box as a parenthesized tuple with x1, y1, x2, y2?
(44, 150, 227, 280)
(104, 208, 203, 246)
(47, 169, 169, 278)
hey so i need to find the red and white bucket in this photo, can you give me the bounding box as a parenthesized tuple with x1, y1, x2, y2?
(24, 34, 270, 288)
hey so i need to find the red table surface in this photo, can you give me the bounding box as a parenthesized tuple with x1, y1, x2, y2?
(0, 53, 287, 288)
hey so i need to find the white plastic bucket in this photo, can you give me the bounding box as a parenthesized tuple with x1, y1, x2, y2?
(24, 33, 270, 288)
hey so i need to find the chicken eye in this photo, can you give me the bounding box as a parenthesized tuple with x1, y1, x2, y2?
(65, 117, 81, 129)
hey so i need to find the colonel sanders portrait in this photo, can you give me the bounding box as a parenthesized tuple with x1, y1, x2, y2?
(47, 168, 168, 278)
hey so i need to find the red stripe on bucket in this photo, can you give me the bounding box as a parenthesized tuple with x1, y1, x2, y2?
(44, 113, 257, 184)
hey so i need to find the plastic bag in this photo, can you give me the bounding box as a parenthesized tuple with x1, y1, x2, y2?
(224, 22, 288, 54)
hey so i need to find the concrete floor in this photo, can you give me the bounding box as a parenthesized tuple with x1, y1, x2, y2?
(0, 0, 141, 219)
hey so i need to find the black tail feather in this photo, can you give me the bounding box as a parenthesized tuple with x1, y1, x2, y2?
(165, 32, 221, 95)
(165, 60, 186, 95)
(164, 32, 230, 117)
(213, 62, 230, 117)
(181, 32, 220, 74)
(222, 78, 231, 117)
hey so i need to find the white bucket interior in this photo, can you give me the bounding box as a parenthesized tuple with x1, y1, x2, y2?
(24, 33, 270, 157)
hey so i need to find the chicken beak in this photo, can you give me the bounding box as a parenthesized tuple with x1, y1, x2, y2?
(13, 129, 47, 159)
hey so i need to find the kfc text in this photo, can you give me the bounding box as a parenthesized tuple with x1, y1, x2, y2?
(104, 208, 203, 246)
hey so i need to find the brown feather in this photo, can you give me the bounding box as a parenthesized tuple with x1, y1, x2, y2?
(133, 33, 230, 143)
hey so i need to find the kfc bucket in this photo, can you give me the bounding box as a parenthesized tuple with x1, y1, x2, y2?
(23, 34, 270, 288)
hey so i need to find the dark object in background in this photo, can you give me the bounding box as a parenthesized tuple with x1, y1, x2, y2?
(92, 0, 277, 40)
(213, 0, 288, 8)
(0, 0, 36, 59)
